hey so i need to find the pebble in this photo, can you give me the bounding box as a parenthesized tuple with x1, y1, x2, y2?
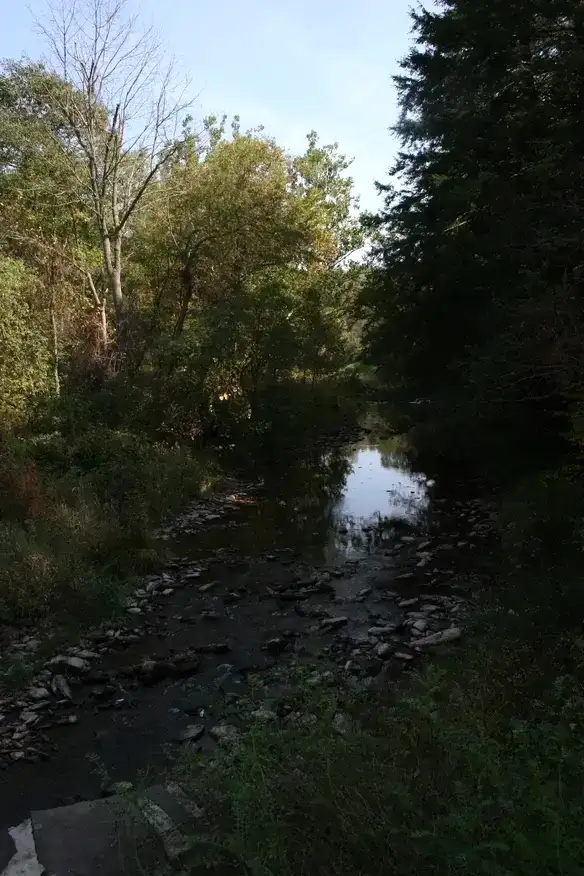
(102, 780, 134, 796)
(28, 687, 50, 701)
(209, 724, 239, 744)
(50, 674, 73, 700)
(251, 707, 277, 722)
(376, 643, 393, 659)
(368, 625, 399, 636)
(414, 627, 462, 647)
(320, 616, 348, 630)
(333, 712, 352, 736)
(180, 724, 205, 743)
(50, 656, 91, 674)
(394, 652, 415, 662)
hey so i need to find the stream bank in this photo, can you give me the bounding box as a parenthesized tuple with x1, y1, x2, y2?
(0, 424, 495, 830)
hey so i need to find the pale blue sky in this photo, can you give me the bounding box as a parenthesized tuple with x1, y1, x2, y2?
(1, 0, 421, 211)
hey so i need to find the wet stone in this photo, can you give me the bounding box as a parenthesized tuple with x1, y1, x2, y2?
(251, 707, 277, 722)
(178, 725, 205, 743)
(320, 616, 348, 631)
(375, 643, 393, 659)
(28, 687, 50, 701)
(101, 780, 134, 797)
(195, 641, 231, 655)
(209, 724, 239, 744)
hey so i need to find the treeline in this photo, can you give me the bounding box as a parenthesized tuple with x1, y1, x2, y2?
(361, 0, 584, 478)
(0, 1, 365, 444)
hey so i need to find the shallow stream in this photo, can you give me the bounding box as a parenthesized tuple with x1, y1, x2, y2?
(1, 428, 453, 830)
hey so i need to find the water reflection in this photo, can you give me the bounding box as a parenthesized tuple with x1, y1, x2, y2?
(327, 437, 429, 560)
(173, 434, 429, 564)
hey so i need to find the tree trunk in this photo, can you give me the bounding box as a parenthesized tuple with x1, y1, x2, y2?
(50, 291, 60, 397)
(99, 296, 108, 351)
(102, 232, 127, 359)
(86, 272, 108, 351)
(173, 259, 196, 339)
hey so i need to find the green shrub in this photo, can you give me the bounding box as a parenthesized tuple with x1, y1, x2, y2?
(178, 646, 584, 876)
(0, 431, 217, 629)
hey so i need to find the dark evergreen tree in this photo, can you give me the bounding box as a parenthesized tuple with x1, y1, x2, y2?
(363, 0, 584, 467)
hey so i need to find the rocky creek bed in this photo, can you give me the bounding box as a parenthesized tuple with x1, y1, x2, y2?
(0, 429, 495, 828)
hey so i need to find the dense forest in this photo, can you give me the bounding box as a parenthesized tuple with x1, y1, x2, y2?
(363, 0, 584, 481)
(2, 0, 584, 872)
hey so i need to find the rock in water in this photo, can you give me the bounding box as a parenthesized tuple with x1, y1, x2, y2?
(414, 627, 462, 647)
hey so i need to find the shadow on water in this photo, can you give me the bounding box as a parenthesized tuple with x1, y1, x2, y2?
(172, 432, 430, 565)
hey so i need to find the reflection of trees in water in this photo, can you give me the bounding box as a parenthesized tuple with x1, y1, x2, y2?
(385, 486, 429, 521)
(261, 447, 352, 543)
(359, 435, 412, 470)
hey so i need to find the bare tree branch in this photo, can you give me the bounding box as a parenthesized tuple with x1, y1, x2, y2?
(34, 0, 197, 356)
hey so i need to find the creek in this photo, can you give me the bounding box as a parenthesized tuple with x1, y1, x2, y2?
(1, 427, 485, 831)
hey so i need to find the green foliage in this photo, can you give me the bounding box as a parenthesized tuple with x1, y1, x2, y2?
(178, 647, 584, 876)
(362, 0, 584, 471)
(0, 431, 217, 629)
(0, 256, 51, 423)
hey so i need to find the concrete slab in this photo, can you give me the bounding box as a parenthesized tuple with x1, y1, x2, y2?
(0, 828, 16, 874)
(0, 820, 43, 876)
(31, 796, 167, 876)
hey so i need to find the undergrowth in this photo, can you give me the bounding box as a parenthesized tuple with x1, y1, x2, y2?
(177, 626, 584, 876)
(0, 428, 218, 631)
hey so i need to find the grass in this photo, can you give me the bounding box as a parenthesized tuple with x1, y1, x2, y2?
(0, 427, 219, 644)
(174, 600, 584, 876)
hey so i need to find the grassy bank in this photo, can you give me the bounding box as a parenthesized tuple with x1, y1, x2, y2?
(176, 615, 584, 876)
(174, 465, 584, 876)
(0, 428, 218, 634)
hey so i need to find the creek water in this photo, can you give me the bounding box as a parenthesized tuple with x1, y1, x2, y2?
(0, 429, 432, 829)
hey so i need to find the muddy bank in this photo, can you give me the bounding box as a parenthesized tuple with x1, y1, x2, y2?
(0, 429, 494, 828)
